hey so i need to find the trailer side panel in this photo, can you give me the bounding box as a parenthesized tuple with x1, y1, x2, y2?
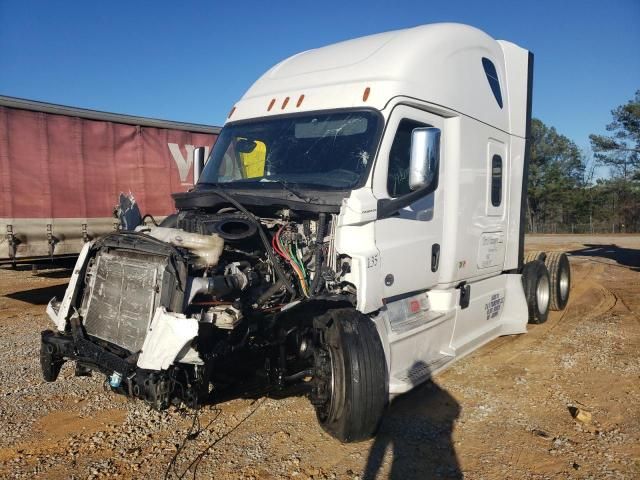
(0, 102, 218, 260)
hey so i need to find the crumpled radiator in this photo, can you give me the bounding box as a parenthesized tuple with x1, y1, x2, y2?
(82, 250, 168, 353)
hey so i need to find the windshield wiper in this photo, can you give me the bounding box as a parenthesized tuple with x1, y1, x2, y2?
(269, 179, 318, 203)
(197, 180, 318, 203)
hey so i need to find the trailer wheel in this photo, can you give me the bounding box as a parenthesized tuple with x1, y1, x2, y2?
(545, 252, 571, 311)
(311, 308, 388, 442)
(522, 260, 551, 324)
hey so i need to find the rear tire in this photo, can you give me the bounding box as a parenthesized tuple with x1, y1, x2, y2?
(545, 252, 571, 311)
(311, 308, 388, 442)
(522, 260, 551, 324)
(524, 250, 546, 264)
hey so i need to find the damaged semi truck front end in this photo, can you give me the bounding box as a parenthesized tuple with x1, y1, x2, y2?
(41, 24, 571, 443)
(42, 201, 351, 410)
(41, 109, 379, 430)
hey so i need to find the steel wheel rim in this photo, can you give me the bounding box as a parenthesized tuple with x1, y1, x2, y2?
(314, 345, 338, 423)
(537, 274, 550, 315)
(326, 347, 338, 421)
(559, 268, 569, 300)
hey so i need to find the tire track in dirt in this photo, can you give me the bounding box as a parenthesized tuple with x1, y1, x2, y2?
(466, 259, 595, 362)
(614, 293, 640, 325)
(470, 260, 617, 366)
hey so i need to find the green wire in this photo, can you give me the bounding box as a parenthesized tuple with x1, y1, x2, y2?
(288, 245, 305, 278)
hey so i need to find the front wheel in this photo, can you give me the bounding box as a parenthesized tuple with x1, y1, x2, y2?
(311, 308, 388, 442)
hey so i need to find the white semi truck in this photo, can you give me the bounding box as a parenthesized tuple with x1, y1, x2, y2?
(41, 23, 571, 442)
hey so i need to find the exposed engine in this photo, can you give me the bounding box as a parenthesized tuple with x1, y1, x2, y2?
(41, 200, 353, 410)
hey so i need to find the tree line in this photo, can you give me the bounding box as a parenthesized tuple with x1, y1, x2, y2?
(527, 90, 640, 233)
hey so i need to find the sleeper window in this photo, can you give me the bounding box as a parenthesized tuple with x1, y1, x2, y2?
(491, 154, 503, 207)
(387, 119, 429, 197)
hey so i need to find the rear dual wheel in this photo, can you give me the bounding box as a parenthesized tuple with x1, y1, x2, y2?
(522, 260, 551, 324)
(522, 252, 571, 324)
(545, 252, 571, 311)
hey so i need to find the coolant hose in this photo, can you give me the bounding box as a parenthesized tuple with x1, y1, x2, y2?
(256, 279, 285, 306)
(206, 187, 296, 296)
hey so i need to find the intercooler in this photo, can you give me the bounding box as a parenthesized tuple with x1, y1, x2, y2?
(82, 250, 169, 354)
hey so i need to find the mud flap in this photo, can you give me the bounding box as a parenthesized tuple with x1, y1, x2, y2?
(40, 331, 64, 382)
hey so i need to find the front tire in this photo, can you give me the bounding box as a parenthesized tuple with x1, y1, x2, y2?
(311, 308, 388, 442)
(522, 260, 551, 324)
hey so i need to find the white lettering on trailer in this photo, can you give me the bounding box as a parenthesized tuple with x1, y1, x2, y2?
(168, 144, 210, 183)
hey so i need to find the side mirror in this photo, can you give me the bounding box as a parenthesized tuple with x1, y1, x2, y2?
(193, 146, 206, 184)
(377, 126, 441, 219)
(409, 127, 440, 191)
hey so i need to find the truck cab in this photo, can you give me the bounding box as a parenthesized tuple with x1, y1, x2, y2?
(41, 23, 570, 442)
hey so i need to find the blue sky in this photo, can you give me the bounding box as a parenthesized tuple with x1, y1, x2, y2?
(1, 0, 638, 153)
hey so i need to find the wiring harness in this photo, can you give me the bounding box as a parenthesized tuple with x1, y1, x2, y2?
(272, 225, 310, 297)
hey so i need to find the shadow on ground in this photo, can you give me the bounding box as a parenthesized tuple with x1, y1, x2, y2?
(5, 284, 68, 305)
(364, 362, 462, 480)
(203, 361, 462, 479)
(1, 258, 75, 278)
(567, 243, 640, 271)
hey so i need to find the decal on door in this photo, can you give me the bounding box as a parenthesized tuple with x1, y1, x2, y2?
(477, 232, 505, 269)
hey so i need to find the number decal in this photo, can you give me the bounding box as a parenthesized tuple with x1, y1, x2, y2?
(367, 254, 379, 269)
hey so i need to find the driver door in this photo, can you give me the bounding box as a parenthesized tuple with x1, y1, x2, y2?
(373, 106, 445, 299)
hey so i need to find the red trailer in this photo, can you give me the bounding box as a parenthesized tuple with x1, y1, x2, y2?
(0, 96, 220, 261)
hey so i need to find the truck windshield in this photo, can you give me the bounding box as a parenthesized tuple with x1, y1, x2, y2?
(199, 110, 381, 189)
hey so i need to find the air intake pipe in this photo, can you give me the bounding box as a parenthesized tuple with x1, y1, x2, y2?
(186, 270, 256, 305)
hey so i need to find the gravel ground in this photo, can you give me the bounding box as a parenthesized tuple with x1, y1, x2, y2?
(0, 235, 639, 479)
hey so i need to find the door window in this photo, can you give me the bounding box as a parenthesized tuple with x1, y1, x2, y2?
(387, 119, 430, 197)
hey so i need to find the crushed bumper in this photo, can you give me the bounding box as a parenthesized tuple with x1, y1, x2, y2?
(40, 329, 198, 409)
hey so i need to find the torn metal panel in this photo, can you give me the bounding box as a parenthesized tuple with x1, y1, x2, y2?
(137, 307, 199, 370)
(53, 241, 94, 331)
(115, 193, 142, 231)
(175, 347, 204, 365)
(46, 298, 60, 327)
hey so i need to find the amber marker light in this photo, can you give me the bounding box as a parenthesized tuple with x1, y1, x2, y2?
(228, 106, 236, 118)
(281, 97, 290, 109)
(267, 98, 276, 111)
(363, 87, 371, 102)
(296, 95, 305, 107)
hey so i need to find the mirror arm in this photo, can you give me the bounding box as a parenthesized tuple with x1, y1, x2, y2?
(376, 168, 439, 220)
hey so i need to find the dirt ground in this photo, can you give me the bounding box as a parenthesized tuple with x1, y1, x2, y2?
(0, 234, 638, 479)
